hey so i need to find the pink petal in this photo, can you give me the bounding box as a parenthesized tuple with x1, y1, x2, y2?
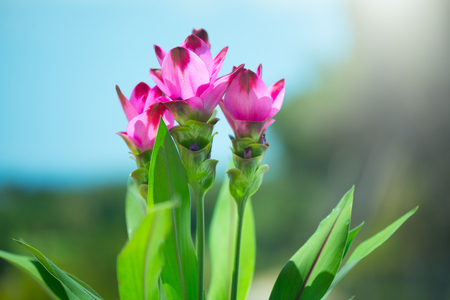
(200, 64, 244, 119)
(117, 131, 141, 155)
(126, 103, 167, 151)
(267, 78, 285, 118)
(192, 28, 211, 49)
(161, 47, 210, 100)
(154, 44, 166, 67)
(163, 109, 175, 129)
(210, 47, 228, 81)
(219, 102, 238, 134)
(256, 64, 263, 78)
(182, 34, 213, 75)
(116, 85, 138, 121)
(129, 82, 150, 114)
(223, 69, 272, 122)
(143, 86, 163, 111)
(185, 96, 204, 114)
(149, 68, 171, 96)
(145, 103, 168, 147)
(263, 119, 275, 132)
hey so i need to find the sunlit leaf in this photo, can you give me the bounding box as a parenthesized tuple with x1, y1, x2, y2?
(117, 202, 173, 300)
(208, 176, 256, 300)
(269, 188, 354, 300)
(125, 178, 148, 239)
(343, 222, 364, 258)
(148, 120, 198, 300)
(322, 206, 418, 299)
(14, 240, 103, 300)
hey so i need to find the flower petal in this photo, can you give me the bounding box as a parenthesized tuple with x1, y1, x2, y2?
(154, 44, 166, 67)
(199, 64, 244, 120)
(126, 103, 168, 151)
(219, 101, 238, 135)
(117, 131, 141, 155)
(192, 28, 210, 48)
(161, 47, 210, 100)
(143, 86, 163, 111)
(116, 85, 138, 121)
(145, 103, 168, 146)
(223, 69, 272, 122)
(163, 97, 204, 125)
(210, 47, 228, 81)
(126, 112, 152, 151)
(267, 78, 285, 118)
(149, 68, 171, 96)
(129, 82, 150, 114)
(256, 64, 262, 78)
(182, 34, 213, 76)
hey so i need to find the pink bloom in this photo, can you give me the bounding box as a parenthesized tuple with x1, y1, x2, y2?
(150, 29, 243, 124)
(220, 65, 285, 141)
(116, 82, 174, 154)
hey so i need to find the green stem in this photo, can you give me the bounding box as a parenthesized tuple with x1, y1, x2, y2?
(194, 187, 205, 300)
(230, 199, 247, 300)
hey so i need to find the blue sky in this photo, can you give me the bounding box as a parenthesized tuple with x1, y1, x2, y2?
(0, 0, 352, 189)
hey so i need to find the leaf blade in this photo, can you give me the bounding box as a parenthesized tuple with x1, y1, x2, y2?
(269, 188, 354, 300)
(125, 177, 148, 239)
(148, 121, 198, 300)
(0, 250, 69, 300)
(323, 206, 418, 298)
(117, 202, 173, 300)
(14, 240, 102, 300)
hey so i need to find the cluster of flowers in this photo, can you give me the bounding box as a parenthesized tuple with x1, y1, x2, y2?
(116, 28, 285, 164)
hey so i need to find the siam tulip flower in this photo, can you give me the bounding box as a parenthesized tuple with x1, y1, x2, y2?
(149, 28, 244, 125)
(220, 65, 285, 143)
(116, 82, 174, 157)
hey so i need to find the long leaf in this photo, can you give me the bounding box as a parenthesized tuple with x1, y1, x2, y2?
(14, 240, 102, 300)
(0, 250, 69, 300)
(269, 187, 354, 300)
(322, 206, 418, 299)
(208, 176, 256, 300)
(117, 201, 173, 300)
(125, 177, 148, 239)
(320, 222, 363, 300)
(148, 120, 198, 300)
(343, 222, 364, 258)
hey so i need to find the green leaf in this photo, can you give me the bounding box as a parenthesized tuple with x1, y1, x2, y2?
(323, 206, 418, 299)
(14, 240, 102, 300)
(208, 176, 256, 300)
(148, 120, 198, 300)
(0, 250, 70, 300)
(343, 222, 364, 258)
(117, 202, 173, 300)
(269, 188, 354, 300)
(66, 273, 103, 299)
(125, 178, 148, 239)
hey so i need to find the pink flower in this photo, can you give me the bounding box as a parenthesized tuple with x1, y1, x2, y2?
(116, 82, 174, 154)
(220, 65, 285, 141)
(149, 29, 243, 124)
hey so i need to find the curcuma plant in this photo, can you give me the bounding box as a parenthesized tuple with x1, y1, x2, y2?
(0, 29, 417, 300)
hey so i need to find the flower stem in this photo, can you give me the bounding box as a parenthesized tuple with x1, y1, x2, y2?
(230, 199, 247, 300)
(194, 187, 205, 300)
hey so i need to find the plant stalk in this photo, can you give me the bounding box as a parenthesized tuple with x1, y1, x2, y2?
(230, 199, 247, 300)
(194, 187, 205, 300)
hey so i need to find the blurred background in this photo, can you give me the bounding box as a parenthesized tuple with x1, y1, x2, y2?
(1, 0, 449, 299)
